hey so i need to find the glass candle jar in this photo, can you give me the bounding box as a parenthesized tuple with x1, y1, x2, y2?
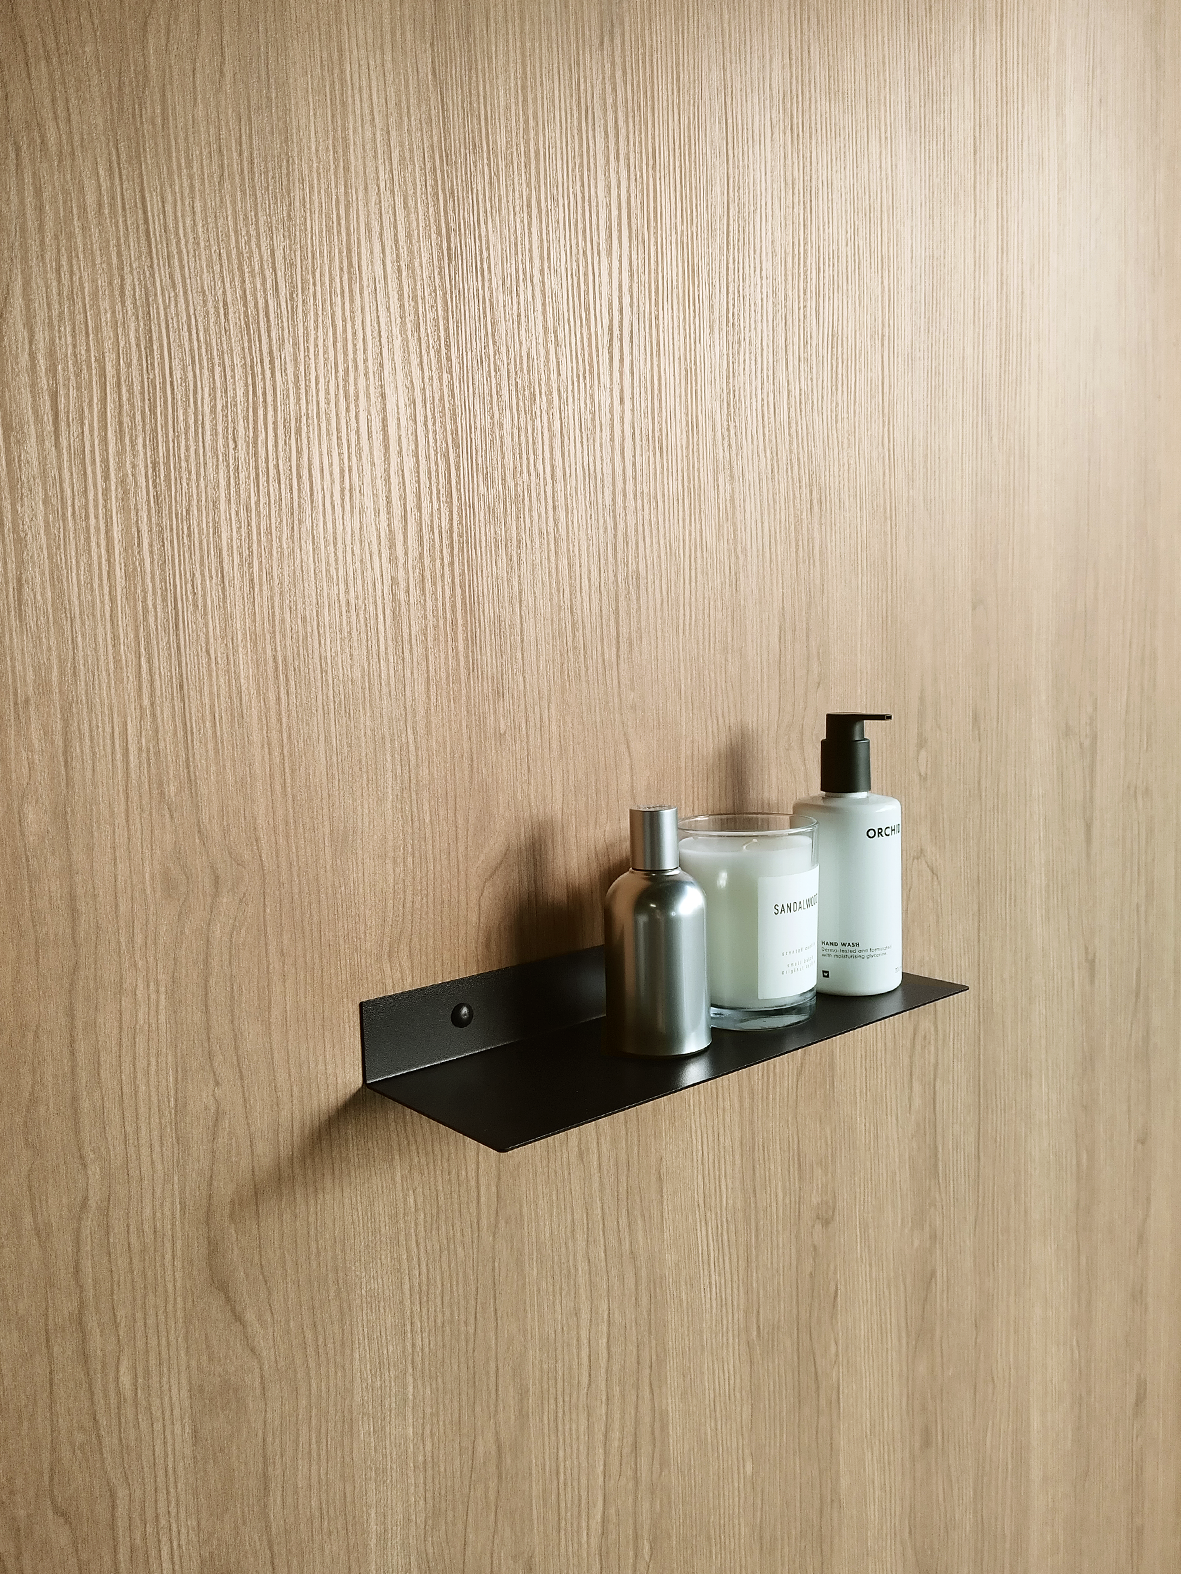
(678, 814, 819, 1029)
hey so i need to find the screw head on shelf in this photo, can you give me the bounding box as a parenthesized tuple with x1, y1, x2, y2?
(451, 1002, 474, 1028)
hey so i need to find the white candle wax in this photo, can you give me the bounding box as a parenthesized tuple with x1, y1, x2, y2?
(679, 831, 818, 1009)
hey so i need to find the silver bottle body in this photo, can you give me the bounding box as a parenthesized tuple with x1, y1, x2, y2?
(604, 868, 711, 1057)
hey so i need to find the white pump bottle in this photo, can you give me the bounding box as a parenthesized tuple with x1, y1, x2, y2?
(793, 713, 902, 996)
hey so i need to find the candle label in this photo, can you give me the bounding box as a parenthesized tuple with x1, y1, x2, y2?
(757, 866, 820, 999)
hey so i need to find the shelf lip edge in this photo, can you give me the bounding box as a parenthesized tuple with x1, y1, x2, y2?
(361, 951, 967, 1086)
(361, 944, 607, 1082)
(362, 969, 969, 1088)
(361, 972, 969, 1149)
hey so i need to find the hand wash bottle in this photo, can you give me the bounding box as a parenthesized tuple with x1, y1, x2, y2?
(793, 713, 902, 995)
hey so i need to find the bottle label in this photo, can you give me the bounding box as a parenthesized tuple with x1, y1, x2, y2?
(757, 867, 819, 999)
(819, 940, 897, 964)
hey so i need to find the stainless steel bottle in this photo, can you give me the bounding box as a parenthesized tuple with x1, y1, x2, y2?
(604, 806, 711, 1057)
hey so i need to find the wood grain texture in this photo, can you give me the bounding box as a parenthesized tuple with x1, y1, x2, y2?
(2, 0, 1178, 1569)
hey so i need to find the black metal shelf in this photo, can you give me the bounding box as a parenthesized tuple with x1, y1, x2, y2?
(360, 947, 967, 1151)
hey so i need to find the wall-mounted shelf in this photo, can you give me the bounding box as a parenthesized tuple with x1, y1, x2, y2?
(360, 948, 967, 1151)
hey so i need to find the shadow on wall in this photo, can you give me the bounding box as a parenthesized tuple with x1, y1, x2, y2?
(505, 723, 770, 968)
(234, 1086, 443, 1224)
(705, 721, 775, 816)
(508, 819, 622, 966)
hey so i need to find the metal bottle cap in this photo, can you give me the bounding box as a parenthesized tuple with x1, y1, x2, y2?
(629, 806, 680, 872)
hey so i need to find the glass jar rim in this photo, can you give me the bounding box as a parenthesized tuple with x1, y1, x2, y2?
(678, 812, 816, 836)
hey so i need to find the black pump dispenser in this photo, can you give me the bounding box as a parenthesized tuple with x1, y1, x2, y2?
(820, 713, 891, 793)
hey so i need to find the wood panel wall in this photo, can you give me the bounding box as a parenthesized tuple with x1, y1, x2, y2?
(2, 1, 1178, 1569)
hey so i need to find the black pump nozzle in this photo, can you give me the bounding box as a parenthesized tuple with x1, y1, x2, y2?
(821, 712, 891, 792)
